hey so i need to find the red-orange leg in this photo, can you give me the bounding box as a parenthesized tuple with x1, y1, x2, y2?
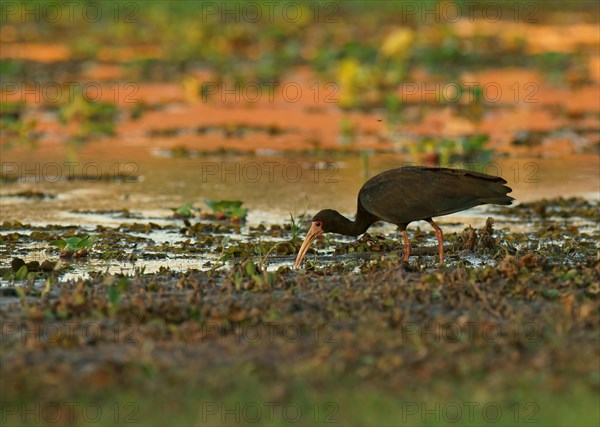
(426, 219, 444, 263)
(401, 229, 411, 263)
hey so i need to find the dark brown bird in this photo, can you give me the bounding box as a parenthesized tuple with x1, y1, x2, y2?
(294, 166, 513, 268)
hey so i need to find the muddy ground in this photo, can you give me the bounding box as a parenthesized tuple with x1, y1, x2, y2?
(1, 198, 598, 426)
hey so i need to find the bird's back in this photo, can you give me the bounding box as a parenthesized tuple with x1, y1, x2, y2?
(359, 166, 513, 225)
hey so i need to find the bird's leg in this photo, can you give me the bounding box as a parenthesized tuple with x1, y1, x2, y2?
(426, 218, 444, 263)
(400, 227, 410, 263)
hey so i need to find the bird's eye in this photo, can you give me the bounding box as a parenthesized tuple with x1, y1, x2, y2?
(315, 221, 322, 227)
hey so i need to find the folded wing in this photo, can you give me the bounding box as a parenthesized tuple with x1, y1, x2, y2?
(359, 166, 514, 225)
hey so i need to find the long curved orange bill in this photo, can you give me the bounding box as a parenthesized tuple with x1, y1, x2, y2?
(293, 222, 323, 269)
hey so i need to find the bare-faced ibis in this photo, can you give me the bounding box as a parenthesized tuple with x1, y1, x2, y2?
(294, 166, 513, 268)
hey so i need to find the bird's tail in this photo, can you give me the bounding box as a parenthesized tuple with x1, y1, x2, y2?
(478, 181, 514, 206)
(480, 195, 514, 205)
(430, 167, 515, 207)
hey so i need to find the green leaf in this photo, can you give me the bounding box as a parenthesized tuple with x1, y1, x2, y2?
(42, 278, 53, 299)
(542, 289, 560, 300)
(251, 274, 263, 286)
(174, 202, 194, 217)
(108, 286, 122, 304)
(14, 265, 28, 280)
(51, 235, 97, 251)
(245, 262, 256, 277)
(50, 239, 67, 250)
(562, 269, 577, 281)
(229, 207, 248, 219)
(80, 235, 99, 249)
(205, 200, 243, 212)
(63, 237, 83, 251)
(116, 276, 130, 291)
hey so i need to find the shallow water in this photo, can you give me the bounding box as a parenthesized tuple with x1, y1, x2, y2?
(1, 149, 598, 283)
(2, 149, 598, 223)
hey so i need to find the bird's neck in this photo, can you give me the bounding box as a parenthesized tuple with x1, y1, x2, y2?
(332, 209, 376, 236)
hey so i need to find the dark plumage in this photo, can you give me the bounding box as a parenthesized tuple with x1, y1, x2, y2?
(294, 166, 513, 267)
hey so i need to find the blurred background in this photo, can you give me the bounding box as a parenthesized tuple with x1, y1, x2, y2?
(1, 0, 599, 224)
(1, 3, 599, 426)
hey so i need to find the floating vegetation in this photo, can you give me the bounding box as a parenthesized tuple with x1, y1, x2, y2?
(409, 135, 493, 165)
(203, 199, 249, 221)
(49, 235, 99, 258)
(171, 202, 197, 219)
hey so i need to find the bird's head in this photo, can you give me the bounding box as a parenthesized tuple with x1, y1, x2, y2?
(293, 209, 341, 269)
(311, 209, 341, 232)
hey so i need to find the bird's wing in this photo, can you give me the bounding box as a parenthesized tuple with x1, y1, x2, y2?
(359, 167, 513, 225)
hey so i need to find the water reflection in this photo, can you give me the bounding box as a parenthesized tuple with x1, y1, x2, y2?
(1, 151, 598, 226)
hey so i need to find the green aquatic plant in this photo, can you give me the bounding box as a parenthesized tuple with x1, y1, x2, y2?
(209, 236, 231, 272)
(107, 276, 131, 316)
(258, 241, 296, 270)
(228, 260, 275, 291)
(205, 200, 248, 220)
(410, 135, 492, 165)
(534, 51, 574, 85)
(0, 101, 24, 121)
(108, 276, 130, 305)
(339, 117, 357, 145)
(50, 235, 99, 258)
(1, 102, 40, 149)
(290, 199, 309, 241)
(0, 118, 40, 149)
(171, 202, 196, 218)
(3, 258, 57, 282)
(59, 94, 117, 140)
(290, 213, 303, 241)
